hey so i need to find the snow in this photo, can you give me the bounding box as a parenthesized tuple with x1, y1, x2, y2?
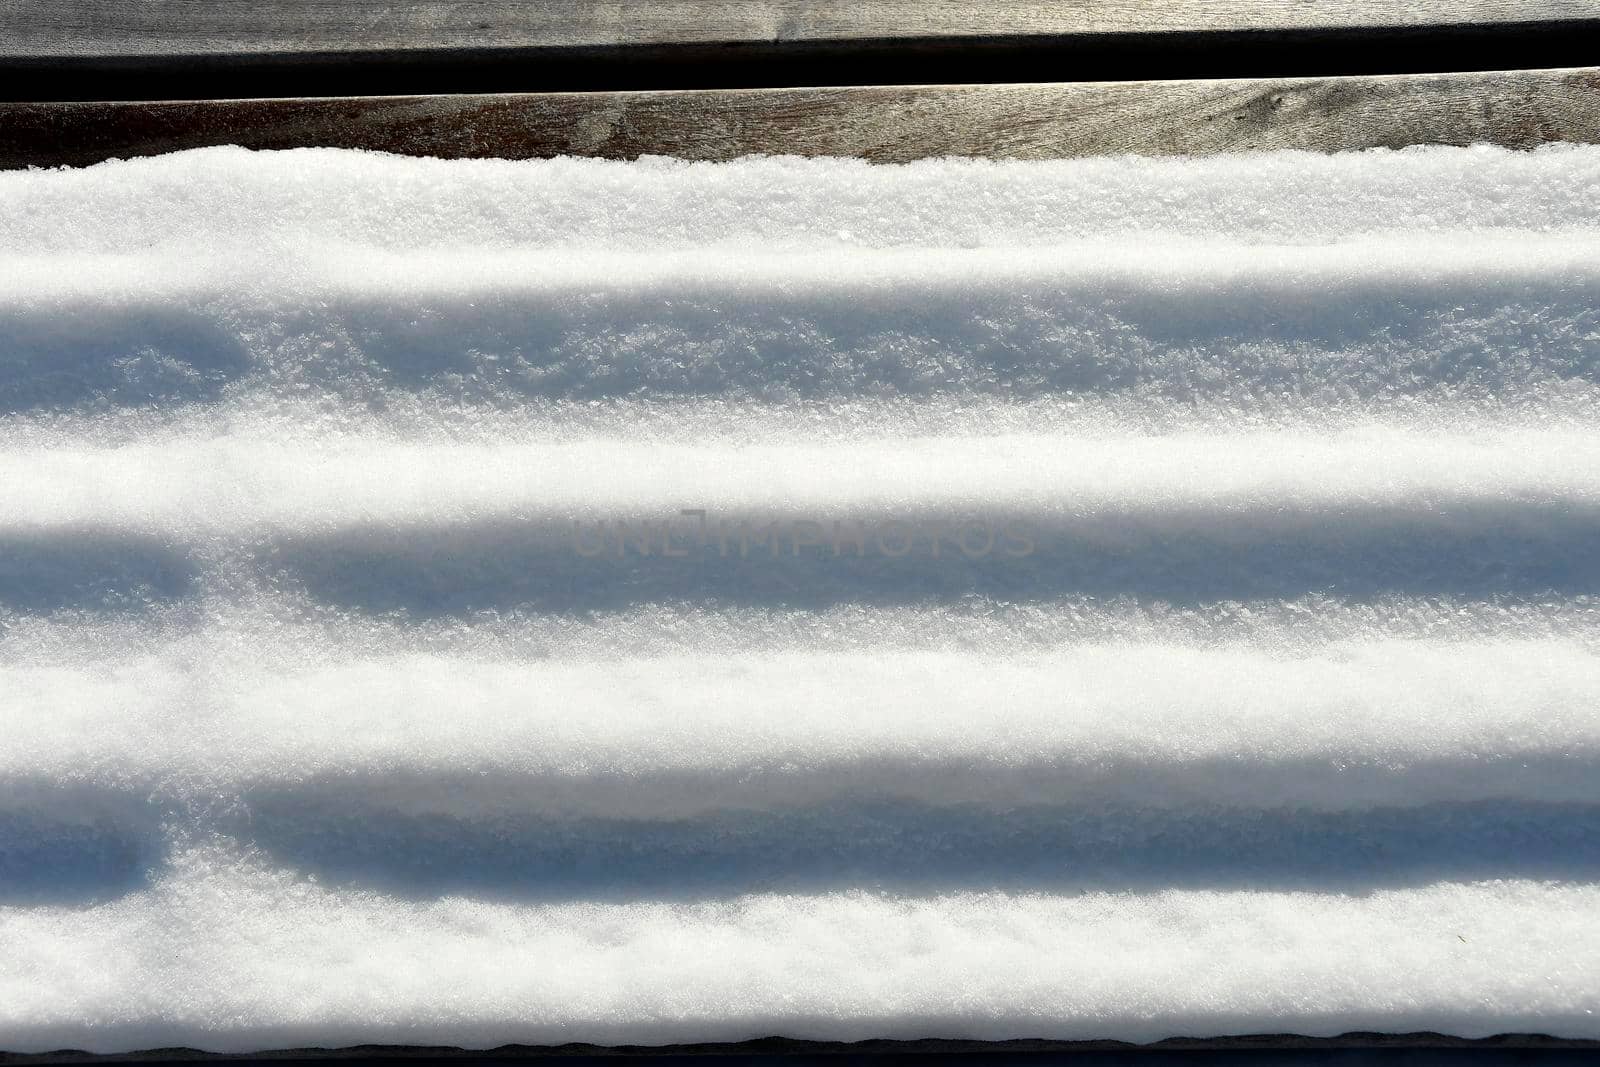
(4, 862, 1598, 1053)
(6, 639, 1600, 819)
(2, 144, 1599, 1051)
(4, 144, 1599, 255)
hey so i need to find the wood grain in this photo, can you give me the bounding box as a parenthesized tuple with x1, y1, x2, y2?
(4, 0, 1599, 57)
(1, 67, 1596, 170)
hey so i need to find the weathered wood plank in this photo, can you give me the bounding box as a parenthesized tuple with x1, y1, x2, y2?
(4, 0, 1599, 57)
(1, 67, 1596, 170)
(4, 1, 1598, 102)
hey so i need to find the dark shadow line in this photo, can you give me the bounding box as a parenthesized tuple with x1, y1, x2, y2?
(3, 22, 1600, 102)
(230, 797, 1600, 903)
(265, 502, 1600, 618)
(0, 789, 166, 905)
(0, 531, 196, 615)
(6, 1034, 1600, 1062)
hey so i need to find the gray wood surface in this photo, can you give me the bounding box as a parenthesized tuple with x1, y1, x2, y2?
(4, 0, 1599, 57)
(1, 67, 1597, 170)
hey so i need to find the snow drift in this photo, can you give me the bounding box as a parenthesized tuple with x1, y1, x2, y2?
(1, 145, 1598, 1051)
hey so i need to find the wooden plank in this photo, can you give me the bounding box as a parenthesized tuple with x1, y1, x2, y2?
(4, 0, 1600, 57)
(1, 67, 1597, 170)
(4, 2, 1598, 103)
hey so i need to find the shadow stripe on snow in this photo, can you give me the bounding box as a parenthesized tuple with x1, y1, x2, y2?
(0, 531, 197, 614)
(0, 810, 157, 906)
(9, 753, 1598, 837)
(2, 279, 1599, 417)
(0, 783, 166, 905)
(260, 502, 1600, 615)
(4, 797, 1599, 906)
(219, 798, 1600, 901)
(218, 754, 1600, 825)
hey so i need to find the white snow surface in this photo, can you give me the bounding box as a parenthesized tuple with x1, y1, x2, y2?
(2, 145, 1599, 1051)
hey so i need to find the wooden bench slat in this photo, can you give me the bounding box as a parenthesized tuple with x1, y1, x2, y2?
(2, 67, 1597, 170)
(5, 0, 1600, 57)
